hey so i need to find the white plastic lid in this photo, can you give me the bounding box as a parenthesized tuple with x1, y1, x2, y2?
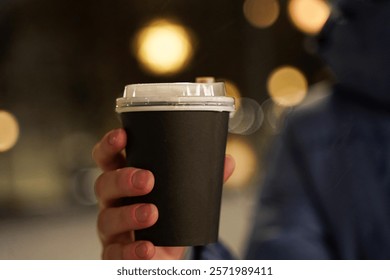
(116, 82, 235, 112)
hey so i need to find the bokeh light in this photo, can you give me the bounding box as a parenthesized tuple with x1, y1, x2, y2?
(71, 168, 100, 206)
(0, 110, 20, 152)
(221, 79, 263, 135)
(243, 0, 280, 28)
(288, 0, 331, 35)
(261, 98, 290, 132)
(133, 19, 194, 76)
(224, 80, 242, 100)
(229, 98, 264, 135)
(225, 137, 257, 189)
(267, 66, 308, 107)
(223, 79, 242, 110)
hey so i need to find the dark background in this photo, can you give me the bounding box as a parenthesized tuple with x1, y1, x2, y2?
(0, 0, 327, 215)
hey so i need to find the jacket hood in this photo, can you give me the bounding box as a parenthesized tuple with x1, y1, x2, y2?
(318, 0, 390, 107)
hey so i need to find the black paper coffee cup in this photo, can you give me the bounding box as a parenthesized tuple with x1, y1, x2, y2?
(116, 82, 235, 246)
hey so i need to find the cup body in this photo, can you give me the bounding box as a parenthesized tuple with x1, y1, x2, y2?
(116, 83, 234, 246)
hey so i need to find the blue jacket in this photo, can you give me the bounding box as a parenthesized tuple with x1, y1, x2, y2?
(197, 0, 390, 259)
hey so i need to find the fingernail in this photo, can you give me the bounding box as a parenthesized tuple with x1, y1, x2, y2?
(135, 242, 149, 259)
(108, 130, 118, 145)
(135, 204, 151, 223)
(132, 170, 151, 190)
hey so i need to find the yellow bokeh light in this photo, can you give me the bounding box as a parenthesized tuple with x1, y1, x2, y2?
(288, 0, 331, 35)
(133, 19, 194, 76)
(267, 66, 308, 107)
(223, 79, 242, 108)
(225, 137, 257, 189)
(224, 80, 241, 100)
(0, 110, 20, 152)
(243, 0, 280, 28)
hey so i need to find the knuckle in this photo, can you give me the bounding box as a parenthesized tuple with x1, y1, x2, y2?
(122, 244, 136, 260)
(120, 205, 134, 229)
(116, 169, 130, 193)
(103, 244, 120, 260)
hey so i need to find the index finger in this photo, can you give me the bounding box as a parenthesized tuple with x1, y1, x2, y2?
(92, 128, 127, 171)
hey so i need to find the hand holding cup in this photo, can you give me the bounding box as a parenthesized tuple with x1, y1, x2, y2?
(92, 128, 235, 259)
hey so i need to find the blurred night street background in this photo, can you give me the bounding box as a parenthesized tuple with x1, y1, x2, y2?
(0, 0, 333, 259)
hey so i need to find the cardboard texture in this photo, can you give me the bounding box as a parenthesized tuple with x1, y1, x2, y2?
(120, 111, 229, 246)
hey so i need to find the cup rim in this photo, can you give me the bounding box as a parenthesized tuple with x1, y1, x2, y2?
(116, 96, 235, 112)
